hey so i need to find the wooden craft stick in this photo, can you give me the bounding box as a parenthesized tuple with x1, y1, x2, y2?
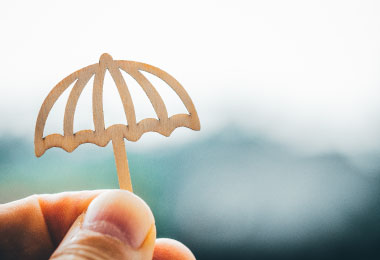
(35, 53, 200, 192)
(112, 136, 132, 191)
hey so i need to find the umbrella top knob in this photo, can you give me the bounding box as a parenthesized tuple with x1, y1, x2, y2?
(99, 53, 113, 64)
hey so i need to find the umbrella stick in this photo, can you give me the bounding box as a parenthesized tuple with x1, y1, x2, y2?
(112, 136, 133, 192)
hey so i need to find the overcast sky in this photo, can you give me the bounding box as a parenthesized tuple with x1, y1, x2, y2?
(1, 0, 380, 155)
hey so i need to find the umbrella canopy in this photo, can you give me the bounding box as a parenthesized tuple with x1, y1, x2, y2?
(35, 53, 200, 191)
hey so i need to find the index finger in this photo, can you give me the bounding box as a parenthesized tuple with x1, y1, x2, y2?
(0, 190, 108, 259)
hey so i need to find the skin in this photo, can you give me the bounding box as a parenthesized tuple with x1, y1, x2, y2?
(0, 190, 195, 260)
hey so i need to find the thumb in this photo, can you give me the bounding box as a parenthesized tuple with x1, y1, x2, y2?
(50, 190, 156, 260)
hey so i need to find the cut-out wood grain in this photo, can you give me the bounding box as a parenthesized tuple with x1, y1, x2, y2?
(35, 53, 200, 192)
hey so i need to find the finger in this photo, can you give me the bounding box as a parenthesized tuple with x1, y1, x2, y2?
(38, 190, 108, 245)
(50, 190, 156, 260)
(153, 238, 196, 260)
(0, 190, 106, 259)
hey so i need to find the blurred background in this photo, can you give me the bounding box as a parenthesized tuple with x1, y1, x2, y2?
(1, 0, 380, 259)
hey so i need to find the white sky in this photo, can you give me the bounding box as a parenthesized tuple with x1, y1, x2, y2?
(1, 0, 380, 155)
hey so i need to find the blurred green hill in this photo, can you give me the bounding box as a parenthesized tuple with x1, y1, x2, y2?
(1, 128, 380, 260)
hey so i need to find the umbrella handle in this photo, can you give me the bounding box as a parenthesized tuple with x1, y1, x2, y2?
(112, 137, 133, 192)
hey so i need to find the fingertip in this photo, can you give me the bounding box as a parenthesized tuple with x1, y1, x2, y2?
(154, 238, 196, 260)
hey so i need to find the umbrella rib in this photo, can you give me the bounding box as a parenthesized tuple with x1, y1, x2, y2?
(34, 74, 78, 156)
(93, 63, 106, 134)
(135, 63, 198, 117)
(108, 62, 137, 128)
(134, 62, 200, 131)
(63, 69, 95, 136)
(118, 62, 169, 121)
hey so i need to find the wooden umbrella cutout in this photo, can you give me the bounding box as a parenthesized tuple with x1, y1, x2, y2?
(35, 53, 200, 192)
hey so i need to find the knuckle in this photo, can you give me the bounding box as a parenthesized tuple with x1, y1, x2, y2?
(50, 230, 128, 260)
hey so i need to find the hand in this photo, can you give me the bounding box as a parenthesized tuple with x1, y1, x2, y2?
(0, 190, 195, 260)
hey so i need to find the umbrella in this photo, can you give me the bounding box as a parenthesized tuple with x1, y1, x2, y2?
(35, 53, 200, 192)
